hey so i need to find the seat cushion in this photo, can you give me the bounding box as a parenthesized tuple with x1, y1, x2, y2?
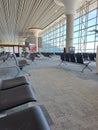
(0, 106, 50, 130)
(0, 85, 37, 112)
(0, 76, 29, 90)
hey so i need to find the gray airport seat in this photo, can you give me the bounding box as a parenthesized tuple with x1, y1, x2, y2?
(0, 106, 50, 130)
(75, 53, 92, 72)
(0, 76, 29, 90)
(12, 53, 31, 76)
(0, 84, 37, 112)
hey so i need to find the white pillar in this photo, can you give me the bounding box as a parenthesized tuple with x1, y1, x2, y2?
(66, 14, 74, 52)
(29, 28, 41, 52)
(96, 46, 98, 73)
(54, 0, 82, 52)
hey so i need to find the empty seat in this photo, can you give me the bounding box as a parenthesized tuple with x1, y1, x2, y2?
(0, 106, 50, 130)
(0, 84, 37, 112)
(65, 53, 70, 62)
(69, 54, 76, 63)
(26, 53, 36, 62)
(88, 53, 96, 61)
(82, 53, 89, 60)
(75, 53, 92, 72)
(59, 53, 66, 66)
(60, 53, 66, 61)
(12, 53, 31, 76)
(0, 76, 29, 90)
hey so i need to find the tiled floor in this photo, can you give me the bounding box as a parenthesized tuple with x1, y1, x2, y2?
(0, 55, 98, 130)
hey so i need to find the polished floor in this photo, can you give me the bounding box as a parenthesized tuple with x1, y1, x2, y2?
(0, 55, 98, 130)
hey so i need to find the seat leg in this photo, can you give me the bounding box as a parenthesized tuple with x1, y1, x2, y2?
(58, 61, 63, 66)
(20, 68, 31, 76)
(81, 64, 92, 72)
(58, 61, 67, 66)
(81, 65, 87, 72)
(15, 67, 31, 77)
(87, 66, 92, 71)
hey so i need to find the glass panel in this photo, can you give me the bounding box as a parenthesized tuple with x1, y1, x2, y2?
(88, 18, 96, 27)
(74, 32, 79, 38)
(88, 9, 97, 20)
(86, 42, 94, 50)
(73, 38, 79, 43)
(74, 18, 79, 26)
(74, 25, 80, 31)
(87, 35, 95, 42)
(87, 26, 96, 35)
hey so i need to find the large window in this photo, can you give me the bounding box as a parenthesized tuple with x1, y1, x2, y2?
(73, 0, 98, 52)
(39, 0, 98, 53)
(39, 18, 66, 53)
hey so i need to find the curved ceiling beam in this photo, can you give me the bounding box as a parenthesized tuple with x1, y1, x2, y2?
(54, 0, 83, 14)
(28, 28, 42, 37)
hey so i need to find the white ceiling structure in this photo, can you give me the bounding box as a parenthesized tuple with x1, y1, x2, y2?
(0, 0, 87, 44)
(54, 0, 83, 14)
(0, 0, 65, 44)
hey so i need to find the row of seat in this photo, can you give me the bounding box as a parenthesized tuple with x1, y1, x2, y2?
(0, 53, 31, 76)
(59, 53, 93, 72)
(0, 52, 11, 64)
(0, 76, 50, 130)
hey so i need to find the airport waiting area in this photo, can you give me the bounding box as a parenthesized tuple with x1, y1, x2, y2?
(0, 0, 98, 130)
(0, 53, 98, 130)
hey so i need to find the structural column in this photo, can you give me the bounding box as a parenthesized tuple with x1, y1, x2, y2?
(29, 28, 41, 52)
(96, 46, 98, 73)
(54, 0, 82, 52)
(66, 14, 74, 52)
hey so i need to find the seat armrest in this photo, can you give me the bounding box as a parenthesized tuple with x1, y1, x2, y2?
(0, 76, 29, 90)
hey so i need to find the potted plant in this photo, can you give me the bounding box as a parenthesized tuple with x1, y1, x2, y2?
(21, 47, 27, 57)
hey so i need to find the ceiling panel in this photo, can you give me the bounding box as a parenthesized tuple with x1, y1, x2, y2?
(0, 0, 65, 43)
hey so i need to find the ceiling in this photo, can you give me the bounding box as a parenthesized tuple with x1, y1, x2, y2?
(0, 0, 65, 44)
